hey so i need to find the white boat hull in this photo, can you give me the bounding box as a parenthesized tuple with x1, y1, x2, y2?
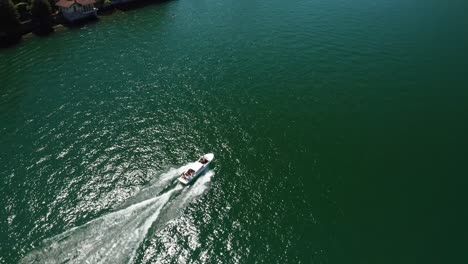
(178, 153, 214, 185)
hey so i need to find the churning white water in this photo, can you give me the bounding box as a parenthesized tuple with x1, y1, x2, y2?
(20, 166, 214, 264)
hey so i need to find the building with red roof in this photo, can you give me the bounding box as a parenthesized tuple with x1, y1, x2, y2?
(56, 0, 97, 22)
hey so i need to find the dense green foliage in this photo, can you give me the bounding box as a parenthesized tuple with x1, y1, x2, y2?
(31, 0, 53, 34)
(48, 0, 57, 13)
(15, 2, 30, 21)
(0, 0, 20, 29)
(0, 0, 21, 45)
(95, 0, 104, 10)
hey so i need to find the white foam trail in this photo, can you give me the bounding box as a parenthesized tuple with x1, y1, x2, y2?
(20, 167, 214, 264)
(115, 163, 192, 210)
(155, 170, 215, 225)
(181, 170, 214, 206)
(154, 164, 192, 184)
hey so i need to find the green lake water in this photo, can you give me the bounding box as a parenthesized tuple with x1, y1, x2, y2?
(1, 0, 468, 263)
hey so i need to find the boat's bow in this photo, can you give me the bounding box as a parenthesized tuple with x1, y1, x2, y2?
(204, 153, 215, 162)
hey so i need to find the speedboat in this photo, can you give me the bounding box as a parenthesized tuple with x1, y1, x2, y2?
(178, 153, 214, 185)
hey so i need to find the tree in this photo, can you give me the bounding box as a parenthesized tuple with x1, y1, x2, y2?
(47, 0, 57, 14)
(31, 0, 53, 35)
(0, 0, 22, 45)
(15, 2, 31, 21)
(95, 0, 104, 10)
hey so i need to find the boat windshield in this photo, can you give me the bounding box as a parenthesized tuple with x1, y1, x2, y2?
(198, 157, 208, 164)
(184, 169, 195, 177)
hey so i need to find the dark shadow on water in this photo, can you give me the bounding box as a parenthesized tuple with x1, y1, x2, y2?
(0, 34, 22, 49)
(61, 16, 100, 29)
(117, 0, 173, 11)
(32, 28, 55, 37)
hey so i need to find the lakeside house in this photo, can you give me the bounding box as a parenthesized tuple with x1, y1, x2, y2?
(56, 0, 98, 23)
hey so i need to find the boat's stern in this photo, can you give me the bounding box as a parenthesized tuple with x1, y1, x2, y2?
(178, 176, 189, 185)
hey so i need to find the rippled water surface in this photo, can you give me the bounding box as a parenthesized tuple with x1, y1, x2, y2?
(1, 0, 468, 263)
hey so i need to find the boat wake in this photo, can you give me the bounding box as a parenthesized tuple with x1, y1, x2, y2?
(20, 165, 214, 264)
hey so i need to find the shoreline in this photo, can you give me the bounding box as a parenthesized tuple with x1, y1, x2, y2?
(1, 0, 170, 48)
